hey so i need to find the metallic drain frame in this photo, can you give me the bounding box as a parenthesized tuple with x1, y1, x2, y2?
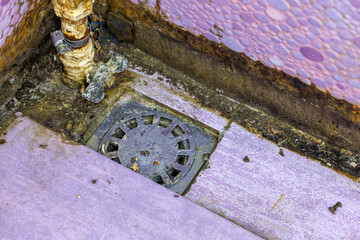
(100, 110, 197, 188)
(86, 100, 218, 194)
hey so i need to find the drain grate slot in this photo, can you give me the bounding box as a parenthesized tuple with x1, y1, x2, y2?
(125, 118, 138, 129)
(178, 139, 190, 150)
(171, 125, 185, 137)
(176, 155, 189, 165)
(112, 127, 126, 139)
(142, 115, 154, 125)
(153, 175, 165, 185)
(159, 117, 172, 128)
(167, 168, 181, 179)
(111, 157, 122, 164)
(107, 142, 118, 152)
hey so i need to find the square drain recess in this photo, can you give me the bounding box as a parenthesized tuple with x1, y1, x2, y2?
(86, 100, 217, 194)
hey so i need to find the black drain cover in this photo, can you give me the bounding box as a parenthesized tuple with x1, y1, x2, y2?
(86, 101, 217, 194)
(101, 111, 196, 188)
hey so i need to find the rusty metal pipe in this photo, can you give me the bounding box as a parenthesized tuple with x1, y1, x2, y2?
(52, 0, 95, 88)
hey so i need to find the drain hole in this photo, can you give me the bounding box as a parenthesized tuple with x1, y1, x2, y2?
(159, 117, 172, 128)
(142, 115, 154, 125)
(167, 168, 181, 179)
(178, 139, 190, 150)
(176, 155, 189, 165)
(171, 125, 185, 137)
(153, 175, 165, 185)
(112, 127, 126, 139)
(111, 157, 122, 164)
(140, 150, 150, 156)
(125, 118, 138, 129)
(107, 142, 118, 152)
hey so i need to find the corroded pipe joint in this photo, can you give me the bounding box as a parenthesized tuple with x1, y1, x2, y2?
(61, 17, 89, 40)
(51, 0, 95, 88)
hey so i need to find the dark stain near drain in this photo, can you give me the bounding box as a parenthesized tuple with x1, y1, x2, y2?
(243, 156, 250, 163)
(0, 139, 6, 145)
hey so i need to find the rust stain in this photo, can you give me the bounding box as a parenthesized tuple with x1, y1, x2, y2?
(64, 24, 90, 41)
(52, 0, 94, 21)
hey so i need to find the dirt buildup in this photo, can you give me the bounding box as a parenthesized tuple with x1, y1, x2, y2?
(243, 156, 250, 163)
(279, 148, 285, 157)
(0, 27, 358, 180)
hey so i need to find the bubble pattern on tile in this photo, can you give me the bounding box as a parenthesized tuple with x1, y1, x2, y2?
(155, 0, 360, 106)
(0, 0, 39, 49)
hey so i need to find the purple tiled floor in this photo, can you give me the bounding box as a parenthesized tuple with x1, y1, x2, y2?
(0, 117, 262, 240)
(186, 123, 360, 240)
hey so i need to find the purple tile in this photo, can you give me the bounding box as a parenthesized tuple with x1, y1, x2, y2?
(186, 123, 360, 240)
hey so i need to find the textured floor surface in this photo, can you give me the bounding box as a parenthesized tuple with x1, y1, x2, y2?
(186, 123, 360, 240)
(0, 117, 262, 240)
